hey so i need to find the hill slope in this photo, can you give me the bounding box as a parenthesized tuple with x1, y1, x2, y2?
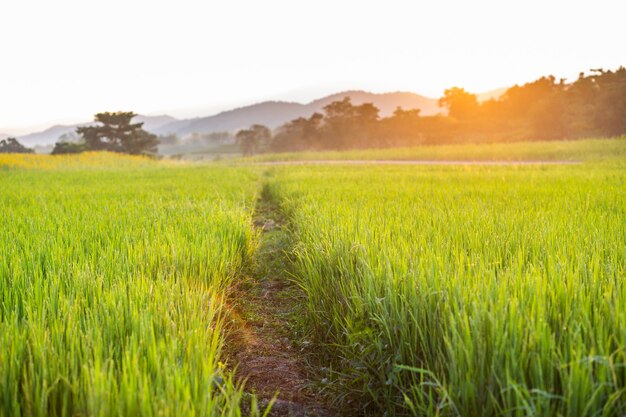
(154, 91, 440, 137)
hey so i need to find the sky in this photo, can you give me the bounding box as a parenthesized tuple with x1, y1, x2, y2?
(0, 0, 624, 134)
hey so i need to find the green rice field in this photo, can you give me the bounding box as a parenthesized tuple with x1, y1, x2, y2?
(266, 162, 626, 416)
(0, 156, 260, 416)
(1, 145, 625, 416)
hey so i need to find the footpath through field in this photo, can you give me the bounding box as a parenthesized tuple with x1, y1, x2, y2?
(225, 187, 334, 417)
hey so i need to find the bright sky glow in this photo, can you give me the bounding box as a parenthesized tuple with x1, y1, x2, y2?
(0, 0, 624, 132)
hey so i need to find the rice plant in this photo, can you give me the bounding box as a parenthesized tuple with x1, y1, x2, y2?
(0, 157, 259, 416)
(267, 163, 626, 416)
(3, 152, 624, 417)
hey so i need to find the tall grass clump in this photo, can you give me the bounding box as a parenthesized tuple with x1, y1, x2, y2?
(267, 163, 626, 416)
(0, 157, 260, 416)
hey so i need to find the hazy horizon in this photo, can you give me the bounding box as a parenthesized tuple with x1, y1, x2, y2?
(1, 86, 497, 135)
(1, 0, 624, 133)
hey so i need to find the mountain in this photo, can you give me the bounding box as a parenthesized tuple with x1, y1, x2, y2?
(0, 133, 9, 140)
(18, 125, 80, 147)
(308, 90, 440, 116)
(18, 115, 178, 146)
(136, 114, 179, 131)
(154, 91, 440, 137)
(155, 101, 309, 137)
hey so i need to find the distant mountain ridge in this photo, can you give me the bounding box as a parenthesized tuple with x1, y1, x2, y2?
(13, 89, 505, 146)
(153, 91, 441, 137)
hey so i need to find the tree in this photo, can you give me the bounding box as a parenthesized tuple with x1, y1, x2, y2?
(235, 124, 271, 156)
(583, 67, 626, 137)
(51, 131, 87, 155)
(77, 112, 158, 155)
(271, 113, 323, 151)
(0, 138, 34, 154)
(438, 87, 479, 120)
(379, 107, 424, 146)
(321, 97, 380, 148)
(51, 141, 87, 155)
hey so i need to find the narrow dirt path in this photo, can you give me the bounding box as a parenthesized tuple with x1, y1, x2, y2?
(225, 189, 334, 417)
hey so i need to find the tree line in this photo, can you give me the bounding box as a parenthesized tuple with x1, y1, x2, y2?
(0, 137, 34, 154)
(237, 67, 626, 154)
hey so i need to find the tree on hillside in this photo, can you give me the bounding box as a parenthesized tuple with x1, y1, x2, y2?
(271, 113, 323, 151)
(379, 107, 424, 146)
(51, 141, 87, 155)
(51, 131, 87, 155)
(581, 67, 626, 137)
(236, 124, 271, 156)
(0, 138, 34, 154)
(438, 87, 479, 120)
(76, 112, 158, 155)
(321, 97, 380, 148)
(269, 97, 382, 151)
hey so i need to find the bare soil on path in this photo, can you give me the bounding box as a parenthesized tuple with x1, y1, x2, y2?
(224, 193, 334, 417)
